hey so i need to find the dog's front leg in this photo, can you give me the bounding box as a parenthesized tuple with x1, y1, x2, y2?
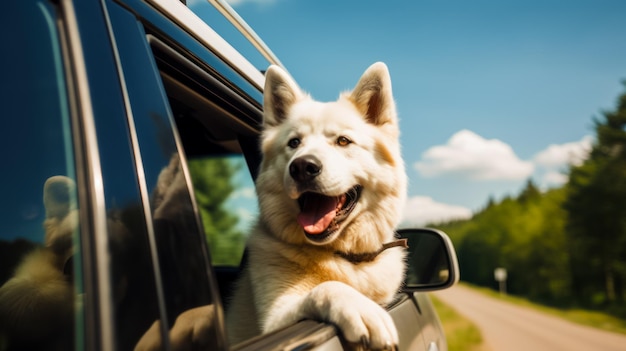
(263, 281, 398, 350)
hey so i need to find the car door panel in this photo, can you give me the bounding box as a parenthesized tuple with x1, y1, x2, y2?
(388, 294, 428, 351)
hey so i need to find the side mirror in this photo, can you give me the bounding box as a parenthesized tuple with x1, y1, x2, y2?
(397, 228, 460, 292)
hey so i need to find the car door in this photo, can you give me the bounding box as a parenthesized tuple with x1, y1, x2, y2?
(104, 1, 345, 350)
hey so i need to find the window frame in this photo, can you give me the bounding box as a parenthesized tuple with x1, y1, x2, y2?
(58, 0, 118, 349)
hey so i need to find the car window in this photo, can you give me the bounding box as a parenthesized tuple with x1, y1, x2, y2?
(0, 1, 82, 349)
(148, 37, 262, 270)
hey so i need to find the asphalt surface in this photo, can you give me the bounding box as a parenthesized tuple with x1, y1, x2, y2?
(434, 284, 626, 351)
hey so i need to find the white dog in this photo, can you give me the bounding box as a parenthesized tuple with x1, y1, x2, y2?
(227, 62, 408, 350)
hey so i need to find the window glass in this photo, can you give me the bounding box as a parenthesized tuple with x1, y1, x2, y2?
(0, 1, 82, 350)
(188, 156, 257, 266)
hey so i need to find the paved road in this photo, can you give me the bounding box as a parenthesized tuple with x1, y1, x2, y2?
(434, 284, 626, 351)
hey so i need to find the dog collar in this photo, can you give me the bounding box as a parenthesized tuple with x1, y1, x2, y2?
(335, 238, 408, 264)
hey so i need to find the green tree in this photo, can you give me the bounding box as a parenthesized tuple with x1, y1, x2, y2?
(188, 157, 246, 266)
(524, 188, 571, 304)
(518, 179, 541, 204)
(565, 84, 626, 306)
(439, 185, 571, 304)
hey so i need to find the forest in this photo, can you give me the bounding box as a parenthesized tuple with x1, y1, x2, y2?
(436, 84, 626, 317)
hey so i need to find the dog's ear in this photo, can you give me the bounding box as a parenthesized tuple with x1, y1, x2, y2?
(349, 62, 396, 126)
(263, 65, 304, 127)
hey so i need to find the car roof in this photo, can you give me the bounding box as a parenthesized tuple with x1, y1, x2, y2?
(145, 0, 283, 91)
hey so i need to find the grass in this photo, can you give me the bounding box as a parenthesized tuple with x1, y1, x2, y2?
(430, 294, 490, 351)
(465, 283, 626, 335)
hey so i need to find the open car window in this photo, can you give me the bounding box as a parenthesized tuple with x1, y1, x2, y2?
(148, 36, 262, 269)
(187, 156, 256, 266)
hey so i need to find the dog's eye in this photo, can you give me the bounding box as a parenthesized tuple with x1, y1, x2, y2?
(288, 138, 301, 149)
(336, 136, 352, 147)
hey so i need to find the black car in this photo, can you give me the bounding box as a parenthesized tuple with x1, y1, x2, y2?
(0, 0, 459, 350)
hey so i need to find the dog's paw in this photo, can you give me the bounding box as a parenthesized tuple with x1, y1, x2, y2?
(332, 300, 398, 351)
(308, 282, 398, 350)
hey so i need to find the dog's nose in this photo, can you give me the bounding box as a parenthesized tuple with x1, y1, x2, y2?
(289, 155, 322, 182)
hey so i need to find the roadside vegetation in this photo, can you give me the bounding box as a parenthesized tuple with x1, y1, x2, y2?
(430, 294, 489, 351)
(435, 84, 626, 319)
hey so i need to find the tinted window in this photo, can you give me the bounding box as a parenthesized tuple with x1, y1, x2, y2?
(0, 1, 82, 349)
(149, 38, 261, 270)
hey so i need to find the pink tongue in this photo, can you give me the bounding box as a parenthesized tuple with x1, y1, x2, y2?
(297, 194, 338, 235)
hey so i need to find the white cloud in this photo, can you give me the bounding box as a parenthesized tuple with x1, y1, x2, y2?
(411, 131, 594, 208)
(541, 171, 569, 187)
(401, 196, 472, 227)
(236, 206, 256, 223)
(532, 135, 593, 188)
(231, 186, 257, 199)
(533, 135, 592, 168)
(414, 129, 534, 181)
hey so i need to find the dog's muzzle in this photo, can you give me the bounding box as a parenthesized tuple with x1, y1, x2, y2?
(289, 155, 362, 241)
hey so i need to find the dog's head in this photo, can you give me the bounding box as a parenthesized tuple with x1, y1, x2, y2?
(256, 63, 407, 253)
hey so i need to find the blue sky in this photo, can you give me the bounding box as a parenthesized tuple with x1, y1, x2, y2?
(191, 0, 626, 225)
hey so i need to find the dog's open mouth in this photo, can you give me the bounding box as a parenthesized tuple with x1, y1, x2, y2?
(296, 185, 362, 241)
